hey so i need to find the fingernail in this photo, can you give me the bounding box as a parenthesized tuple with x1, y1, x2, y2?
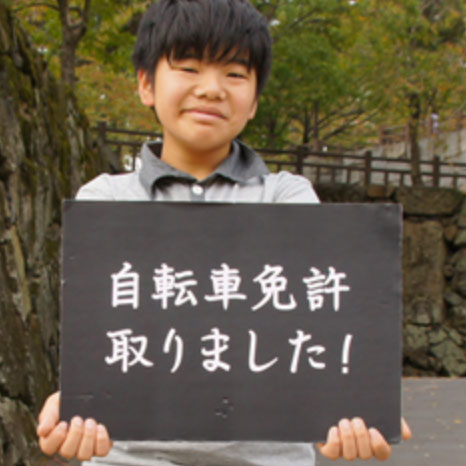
(340, 419, 351, 429)
(97, 424, 105, 434)
(72, 416, 83, 426)
(353, 418, 364, 428)
(85, 418, 96, 429)
(58, 421, 68, 431)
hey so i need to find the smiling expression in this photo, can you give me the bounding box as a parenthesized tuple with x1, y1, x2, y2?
(138, 55, 258, 162)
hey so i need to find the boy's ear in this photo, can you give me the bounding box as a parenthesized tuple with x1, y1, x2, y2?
(137, 70, 155, 107)
(248, 99, 258, 120)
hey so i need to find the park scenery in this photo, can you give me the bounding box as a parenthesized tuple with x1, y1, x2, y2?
(0, 1, 465, 465)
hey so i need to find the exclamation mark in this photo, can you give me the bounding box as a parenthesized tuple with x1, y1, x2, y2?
(341, 334, 353, 374)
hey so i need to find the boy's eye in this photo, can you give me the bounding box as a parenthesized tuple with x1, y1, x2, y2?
(169, 58, 200, 73)
(181, 67, 198, 73)
(227, 72, 247, 79)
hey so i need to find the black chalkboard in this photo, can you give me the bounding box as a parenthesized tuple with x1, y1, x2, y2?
(60, 202, 402, 443)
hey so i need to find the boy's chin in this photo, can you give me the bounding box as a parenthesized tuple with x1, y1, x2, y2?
(171, 133, 238, 154)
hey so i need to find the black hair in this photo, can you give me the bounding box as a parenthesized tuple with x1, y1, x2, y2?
(132, 0, 272, 95)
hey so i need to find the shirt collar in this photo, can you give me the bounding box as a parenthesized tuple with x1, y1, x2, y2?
(138, 139, 269, 194)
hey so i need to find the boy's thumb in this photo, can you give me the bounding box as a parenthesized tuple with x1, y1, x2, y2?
(37, 416, 53, 436)
(37, 392, 60, 437)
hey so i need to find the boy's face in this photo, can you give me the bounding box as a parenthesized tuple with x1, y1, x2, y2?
(138, 54, 258, 157)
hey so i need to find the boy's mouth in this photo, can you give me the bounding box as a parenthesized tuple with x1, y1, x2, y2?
(183, 107, 227, 120)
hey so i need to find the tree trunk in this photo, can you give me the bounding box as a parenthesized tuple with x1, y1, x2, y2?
(408, 93, 423, 186)
(58, 0, 91, 87)
(302, 106, 310, 145)
(312, 100, 320, 151)
(0, 4, 103, 464)
(60, 32, 79, 87)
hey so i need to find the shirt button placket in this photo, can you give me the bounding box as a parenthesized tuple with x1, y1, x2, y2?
(191, 184, 205, 201)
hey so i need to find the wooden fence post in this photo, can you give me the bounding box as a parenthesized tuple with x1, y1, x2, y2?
(364, 150, 372, 186)
(433, 155, 440, 187)
(296, 145, 307, 175)
(97, 121, 107, 145)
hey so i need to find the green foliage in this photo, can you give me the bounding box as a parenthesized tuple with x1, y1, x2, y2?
(355, 0, 466, 120)
(13, 0, 152, 128)
(246, 0, 372, 148)
(11, 0, 466, 149)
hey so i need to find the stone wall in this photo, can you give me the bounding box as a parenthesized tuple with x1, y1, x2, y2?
(0, 5, 105, 464)
(1, 2, 465, 465)
(316, 184, 466, 377)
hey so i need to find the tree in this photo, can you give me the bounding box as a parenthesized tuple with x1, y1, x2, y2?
(354, 0, 466, 184)
(14, 0, 92, 86)
(13, 0, 154, 129)
(13, 1, 143, 88)
(13, 0, 466, 158)
(246, 0, 388, 150)
(248, 0, 465, 164)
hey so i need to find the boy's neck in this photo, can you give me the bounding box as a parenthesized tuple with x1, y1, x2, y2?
(160, 138, 232, 181)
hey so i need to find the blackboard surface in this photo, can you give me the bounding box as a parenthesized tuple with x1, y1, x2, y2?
(60, 202, 402, 443)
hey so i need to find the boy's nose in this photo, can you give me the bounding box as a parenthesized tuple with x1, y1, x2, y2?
(193, 71, 226, 100)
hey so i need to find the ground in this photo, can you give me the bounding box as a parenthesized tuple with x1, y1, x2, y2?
(318, 378, 466, 465)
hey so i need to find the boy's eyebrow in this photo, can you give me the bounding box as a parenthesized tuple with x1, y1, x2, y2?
(168, 49, 251, 68)
(225, 57, 250, 67)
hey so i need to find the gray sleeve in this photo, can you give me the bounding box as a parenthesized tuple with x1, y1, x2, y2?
(272, 171, 320, 204)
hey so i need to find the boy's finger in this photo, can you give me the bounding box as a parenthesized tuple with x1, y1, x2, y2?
(95, 424, 112, 457)
(339, 418, 357, 460)
(401, 417, 412, 440)
(39, 421, 68, 456)
(351, 417, 372, 460)
(59, 416, 84, 459)
(77, 419, 97, 461)
(37, 392, 60, 437)
(369, 427, 391, 461)
(317, 426, 340, 460)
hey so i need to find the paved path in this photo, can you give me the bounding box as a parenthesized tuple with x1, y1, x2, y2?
(318, 378, 466, 465)
(46, 378, 466, 465)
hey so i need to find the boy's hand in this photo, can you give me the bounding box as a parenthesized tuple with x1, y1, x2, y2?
(317, 417, 412, 461)
(37, 391, 113, 460)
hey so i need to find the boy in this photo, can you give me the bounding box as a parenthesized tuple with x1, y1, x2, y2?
(37, 0, 411, 464)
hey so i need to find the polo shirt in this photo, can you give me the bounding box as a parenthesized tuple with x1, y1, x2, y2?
(77, 139, 319, 204)
(77, 139, 319, 466)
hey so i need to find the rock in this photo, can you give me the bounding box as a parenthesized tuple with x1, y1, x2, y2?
(395, 186, 463, 216)
(443, 289, 463, 306)
(367, 184, 395, 199)
(452, 272, 466, 298)
(0, 398, 38, 465)
(454, 229, 466, 247)
(457, 199, 466, 227)
(405, 297, 443, 325)
(444, 224, 458, 242)
(430, 339, 466, 376)
(0, 4, 104, 464)
(403, 221, 445, 324)
(446, 328, 464, 346)
(450, 249, 466, 273)
(403, 324, 430, 369)
(314, 183, 368, 202)
(451, 306, 466, 331)
(444, 264, 454, 278)
(428, 328, 448, 345)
